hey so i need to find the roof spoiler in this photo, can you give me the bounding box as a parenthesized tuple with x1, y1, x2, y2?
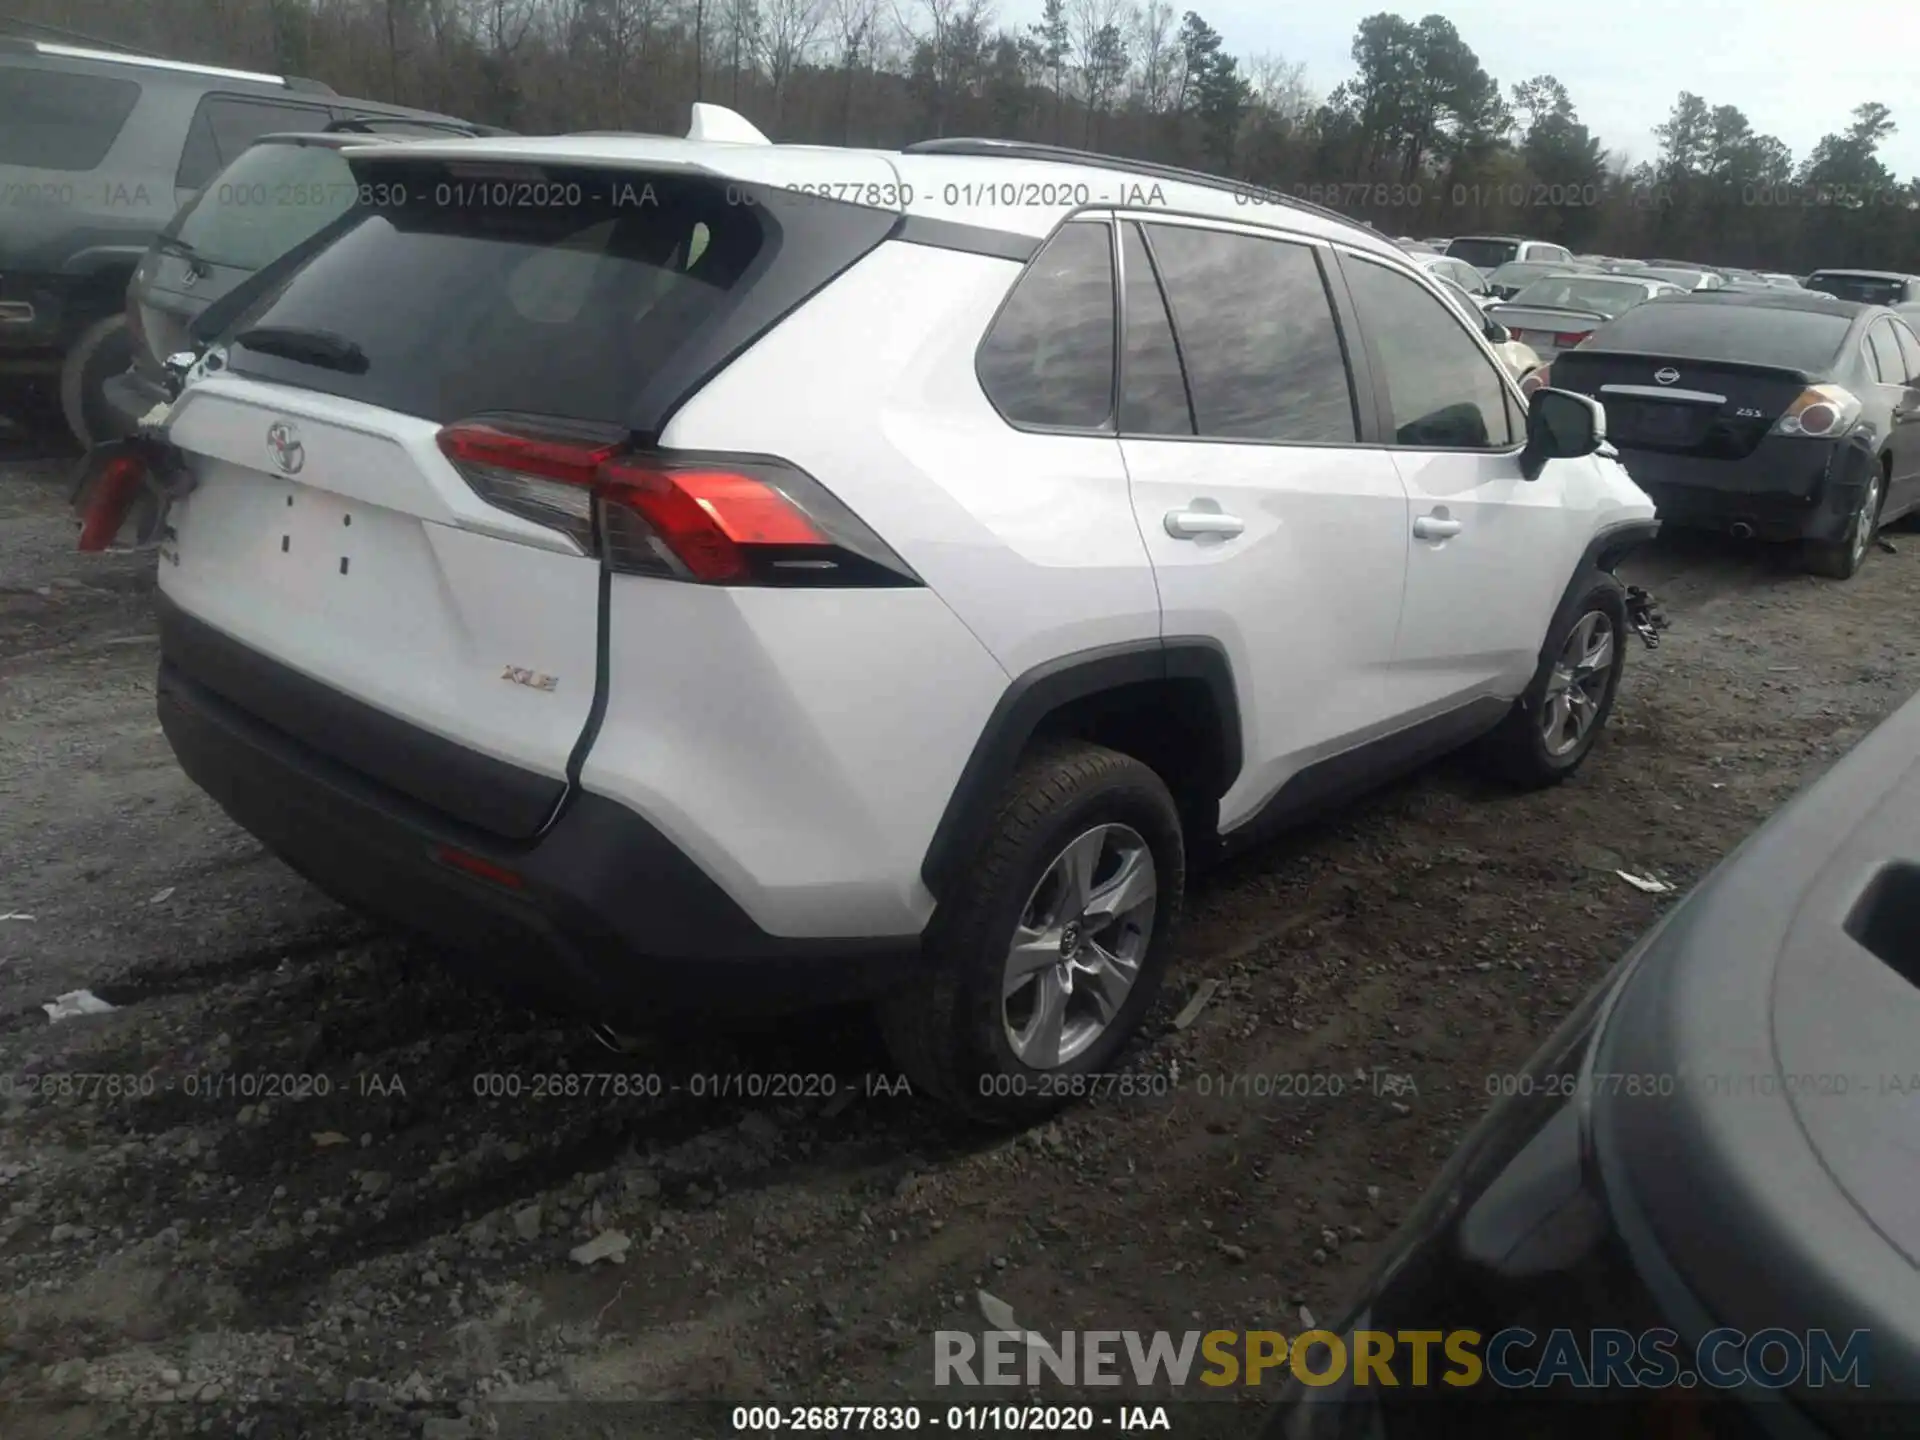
(687, 103, 770, 145)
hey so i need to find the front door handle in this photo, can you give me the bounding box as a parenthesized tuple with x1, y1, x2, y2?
(1413, 515, 1463, 540)
(1165, 509, 1246, 539)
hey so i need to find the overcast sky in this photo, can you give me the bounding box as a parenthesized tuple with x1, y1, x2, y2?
(1002, 0, 1920, 180)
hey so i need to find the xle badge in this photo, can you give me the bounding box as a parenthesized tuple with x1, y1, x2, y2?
(502, 666, 559, 692)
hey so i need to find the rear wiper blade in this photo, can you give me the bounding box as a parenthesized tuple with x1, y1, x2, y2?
(233, 325, 369, 374)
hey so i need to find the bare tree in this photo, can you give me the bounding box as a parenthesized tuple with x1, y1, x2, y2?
(765, 0, 826, 121)
(1070, 0, 1125, 145)
(894, 0, 992, 137)
(829, 0, 878, 140)
(720, 0, 764, 105)
(1245, 51, 1311, 123)
(1130, 0, 1173, 114)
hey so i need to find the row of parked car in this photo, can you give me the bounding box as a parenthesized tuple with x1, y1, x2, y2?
(1382, 235, 1920, 578)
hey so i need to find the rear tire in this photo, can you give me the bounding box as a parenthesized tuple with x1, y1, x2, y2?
(1472, 572, 1628, 788)
(877, 743, 1185, 1125)
(59, 314, 133, 449)
(1801, 463, 1884, 579)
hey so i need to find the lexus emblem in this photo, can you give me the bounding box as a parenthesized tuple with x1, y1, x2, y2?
(1654, 367, 1681, 386)
(266, 420, 305, 476)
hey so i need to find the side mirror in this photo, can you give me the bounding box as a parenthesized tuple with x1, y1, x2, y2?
(1520, 388, 1606, 481)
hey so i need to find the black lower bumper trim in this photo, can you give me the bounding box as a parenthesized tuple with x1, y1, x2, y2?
(158, 594, 564, 839)
(157, 655, 923, 1020)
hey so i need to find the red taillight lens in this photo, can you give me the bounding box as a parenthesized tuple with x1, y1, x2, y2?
(76, 452, 151, 551)
(1554, 330, 1593, 348)
(434, 419, 918, 588)
(436, 422, 620, 486)
(597, 460, 826, 583)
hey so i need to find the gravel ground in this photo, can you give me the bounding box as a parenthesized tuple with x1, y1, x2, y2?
(6, 439, 1920, 1439)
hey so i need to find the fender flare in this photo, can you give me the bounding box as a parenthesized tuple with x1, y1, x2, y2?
(919, 637, 1242, 901)
(1533, 517, 1660, 671)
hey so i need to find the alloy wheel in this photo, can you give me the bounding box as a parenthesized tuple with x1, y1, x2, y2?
(1852, 472, 1881, 567)
(1001, 823, 1157, 1068)
(1540, 610, 1617, 758)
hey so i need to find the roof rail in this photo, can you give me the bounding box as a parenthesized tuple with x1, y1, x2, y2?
(899, 137, 1355, 228)
(8, 38, 300, 87)
(324, 115, 483, 136)
(284, 74, 337, 94)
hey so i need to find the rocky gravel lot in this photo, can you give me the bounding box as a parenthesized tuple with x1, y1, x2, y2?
(6, 437, 1920, 1439)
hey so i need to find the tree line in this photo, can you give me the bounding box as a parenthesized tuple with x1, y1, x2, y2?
(11, 0, 1918, 271)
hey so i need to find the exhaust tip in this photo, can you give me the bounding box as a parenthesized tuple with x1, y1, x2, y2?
(1730, 522, 1755, 540)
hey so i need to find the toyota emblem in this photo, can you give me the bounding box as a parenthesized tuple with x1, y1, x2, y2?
(1654, 367, 1681, 386)
(266, 420, 305, 476)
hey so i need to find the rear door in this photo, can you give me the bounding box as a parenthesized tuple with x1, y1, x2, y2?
(1115, 217, 1409, 831)
(159, 157, 901, 838)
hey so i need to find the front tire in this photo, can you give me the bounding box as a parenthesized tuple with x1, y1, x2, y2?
(1801, 463, 1884, 579)
(59, 314, 134, 449)
(1473, 572, 1628, 788)
(877, 743, 1185, 1124)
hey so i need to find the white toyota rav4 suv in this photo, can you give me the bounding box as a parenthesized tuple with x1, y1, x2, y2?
(80, 106, 1660, 1121)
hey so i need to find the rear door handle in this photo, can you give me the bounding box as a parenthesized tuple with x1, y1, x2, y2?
(1413, 515, 1463, 540)
(1164, 509, 1246, 539)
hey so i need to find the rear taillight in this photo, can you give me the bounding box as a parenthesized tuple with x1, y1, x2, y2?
(435, 419, 920, 588)
(1772, 384, 1861, 438)
(1520, 365, 1552, 396)
(1554, 330, 1593, 348)
(75, 450, 153, 552)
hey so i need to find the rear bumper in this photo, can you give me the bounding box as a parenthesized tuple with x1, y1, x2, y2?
(156, 611, 925, 1020)
(1613, 436, 1865, 543)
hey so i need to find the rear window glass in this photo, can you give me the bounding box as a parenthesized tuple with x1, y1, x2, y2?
(171, 143, 358, 271)
(219, 165, 885, 428)
(1507, 278, 1650, 316)
(0, 66, 141, 171)
(1807, 273, 1911, 305)
(1639, 269, 1709, 289)
(1585, 303, 1853, 370)
(1446, 238, 1519, 270)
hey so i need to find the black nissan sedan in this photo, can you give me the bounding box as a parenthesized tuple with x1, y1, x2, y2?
(1533, 290, 1920, 579)
(1265, 682, 1920, 1439)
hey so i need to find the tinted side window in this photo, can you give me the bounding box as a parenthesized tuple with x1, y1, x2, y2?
(1119, 223, 1193, 435)
(1894, 321, 1920, 384)
(176, 94, 331, 190)
(1866, 324, 1901, 384)
(0, 68, 141, 170)
(977, 221, 1116, 429)
(1344, 255, 1515, 449)
(1144, 224, 1355, 443)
